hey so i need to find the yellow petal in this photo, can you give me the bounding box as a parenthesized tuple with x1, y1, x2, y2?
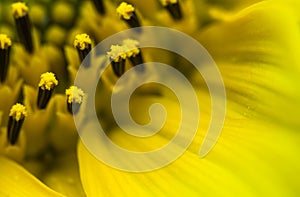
(0, 156, 64, 197)
(42, 152, 86, 197)
(22, 85, 56, 156)
(201, 0, 263, 10)
(195, 1, 300, 127)
(0, 127, 26, 163)
(77, 86, 300, 196)
(78, 118, 300, 196)
(77, 1, 127, 41)
(13, 45, 50, 87)
(48, 95, 78, 152)
(0, 80, 22, 127)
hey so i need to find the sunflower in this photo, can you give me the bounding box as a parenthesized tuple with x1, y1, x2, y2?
(0, 0, 300, 196)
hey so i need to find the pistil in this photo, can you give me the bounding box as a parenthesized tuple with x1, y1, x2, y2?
(123, 39, 144, 72)
(37, 72, 58, 109)
(116, 2, 141, 29)
(7, 103, 27, 145)
(65, 86, 85, 115)
(0, 34, 12, 82)
(107, 45, 127, 77)
(12, 2, 34, 53)
(73, 33, 92, 67)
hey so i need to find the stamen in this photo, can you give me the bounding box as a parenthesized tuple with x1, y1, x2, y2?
(12, 2, 34, 53)
(0, 34, 12, 82)
(37, 72, 58, 109)
(7, 103, 27, 145)
(91, 0, 105, 15)
(160, 0, 183, 20)
(107, 45, 127, 77)
(116, 2, 141, 29)
(65, 86, 85, 115)
(122, 39, 144, 72)
(73, 33, 92, 67)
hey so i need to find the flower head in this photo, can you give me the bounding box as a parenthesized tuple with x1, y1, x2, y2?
(0, 0, 300, 196)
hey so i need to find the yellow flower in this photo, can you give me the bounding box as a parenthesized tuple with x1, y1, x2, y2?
(0, 0, 300, 196)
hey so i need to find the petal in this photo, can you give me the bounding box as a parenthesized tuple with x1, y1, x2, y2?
(76, 1, 127, 42)
(0, 80, 22, 127)
(201, 0, 263, 10)
(42, 153, 86, 197)
(0, 156, 64, 197)
(12, 44, 50, 87)
(78, 119, 300, 196)
(41, 44, 68, 88)
(48, 95, 78, 152)
(22, 85, 57, 156)
(0, 127, 26, 163)
(194, 1, 300, 127)
(77, 93, 300, 196)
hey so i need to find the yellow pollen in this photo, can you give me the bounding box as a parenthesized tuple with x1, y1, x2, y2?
(73, 33, 92, 50)
(65, 86, 85, 104)
(12, 2, 29, 18)
(116, 2, 135, 20)
(160, 0, 178, 6)
(107, 45, 127, 62)
(122, 39, 140, 57)
(0, 34, 12, 49)
(38, 72, 58, 90)
(9, 103, 27, 121)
